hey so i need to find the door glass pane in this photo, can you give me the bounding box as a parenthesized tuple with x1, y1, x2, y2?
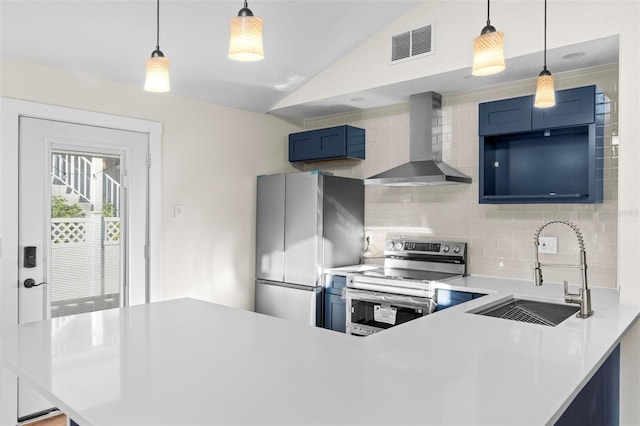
(50, 150, 122, 318)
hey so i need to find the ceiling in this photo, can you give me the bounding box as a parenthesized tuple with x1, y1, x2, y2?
(0, 2, 619, 121)
(0, 0, 420, 113)
(269, 35, 620, 120)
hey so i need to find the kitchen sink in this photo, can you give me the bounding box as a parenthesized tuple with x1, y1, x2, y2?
(470, 297, 580, 327)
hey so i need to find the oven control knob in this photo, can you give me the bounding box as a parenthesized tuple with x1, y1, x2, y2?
(442, 245, 450, 253)
(394, 241, 404, 250)
(453, 245, 461, 253)
(386, 241, 394, 250)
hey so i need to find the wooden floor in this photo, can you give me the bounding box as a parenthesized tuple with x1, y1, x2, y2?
(26, 414, 66, 426)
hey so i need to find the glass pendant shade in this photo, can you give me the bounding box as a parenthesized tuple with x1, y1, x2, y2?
(472, 30, 505, 76)
(534, 70, 556, 108)
(144, 0, 170, 93)
(144, 55, 170, 93)
(228, 15, 264, 61)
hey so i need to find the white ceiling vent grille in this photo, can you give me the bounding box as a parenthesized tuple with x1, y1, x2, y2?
(391, 32, 411, 62)
(391, 24, 433, 63)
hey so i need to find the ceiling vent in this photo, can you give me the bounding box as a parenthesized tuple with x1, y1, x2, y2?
(391, 24, 433, 62)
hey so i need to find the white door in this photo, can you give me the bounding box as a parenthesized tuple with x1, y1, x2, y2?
(17, 117, 149, 421)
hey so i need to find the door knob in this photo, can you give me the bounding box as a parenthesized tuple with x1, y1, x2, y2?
(24, 279, 47, 288)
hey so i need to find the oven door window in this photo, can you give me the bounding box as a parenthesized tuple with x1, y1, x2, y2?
(348, 291, 433, 330)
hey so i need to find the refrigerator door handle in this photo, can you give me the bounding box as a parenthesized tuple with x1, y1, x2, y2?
(256, 280, 315, 292)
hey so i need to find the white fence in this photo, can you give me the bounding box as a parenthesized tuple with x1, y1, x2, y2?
(50, 216, 120, 308)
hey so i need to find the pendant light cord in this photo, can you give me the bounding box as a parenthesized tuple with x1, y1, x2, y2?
(543, 0, 547, 71)
(486, 0, 491, 26)
(156, 0, 160, 50)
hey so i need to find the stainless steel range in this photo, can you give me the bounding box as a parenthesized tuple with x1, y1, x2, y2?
(345, 237, 468, 336)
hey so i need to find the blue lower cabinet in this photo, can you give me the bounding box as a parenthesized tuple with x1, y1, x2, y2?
(323, 274, 347, 333)
(556, 344, 620, 426)
(323, 292, 346, 333)
(326, 275, 346, 294)
(436, 289, 484, 311)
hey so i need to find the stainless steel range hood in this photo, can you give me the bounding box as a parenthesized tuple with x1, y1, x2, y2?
(365, 92, 472, 186)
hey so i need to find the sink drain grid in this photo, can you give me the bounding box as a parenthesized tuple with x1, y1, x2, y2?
(499, 306, 555, 326)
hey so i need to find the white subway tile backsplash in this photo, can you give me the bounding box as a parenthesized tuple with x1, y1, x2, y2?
(304, 64, 618, 289)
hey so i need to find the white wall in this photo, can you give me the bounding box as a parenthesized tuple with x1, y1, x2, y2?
(0, 56, 298, 310)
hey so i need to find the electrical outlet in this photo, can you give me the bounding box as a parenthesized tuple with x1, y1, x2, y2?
(538, 236, 557, 254)
(365, 230, 373, 242)
(173, 204, 183, 219)
(363, 231, 374, 257)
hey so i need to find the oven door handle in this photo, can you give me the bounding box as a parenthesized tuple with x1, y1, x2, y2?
(344, 287, 436, 310)
(347, 276, 434, 299)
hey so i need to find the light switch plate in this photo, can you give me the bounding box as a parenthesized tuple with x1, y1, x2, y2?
(538, 236, 557, 254)
(173, 204, 183, 219)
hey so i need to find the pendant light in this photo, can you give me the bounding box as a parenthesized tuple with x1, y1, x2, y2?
(534, 0, 555, 108)
(472, 0, 505, 76)
(144, 0, 170, 92)
(228, 0, 264, 62)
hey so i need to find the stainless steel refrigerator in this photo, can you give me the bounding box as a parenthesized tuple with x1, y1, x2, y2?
(255, 171, 364, 326)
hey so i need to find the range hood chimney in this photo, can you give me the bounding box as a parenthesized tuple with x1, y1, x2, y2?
(365, 92, 472, 186)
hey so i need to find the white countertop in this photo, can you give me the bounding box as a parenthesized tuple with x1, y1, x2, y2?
(1, 275, 639, 426)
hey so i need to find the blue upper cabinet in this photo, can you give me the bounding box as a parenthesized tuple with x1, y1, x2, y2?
(532, 86, 596, 130)
(479, 96, 532, 136)
(479, 86, 597, 136)
(289, 125, 365, 162)
(479, 85, 606, 204)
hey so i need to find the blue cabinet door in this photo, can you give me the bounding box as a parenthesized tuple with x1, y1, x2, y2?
(316, 127, 347, 158)
(479, 96, 532, 136)
(289, 130, 317, 162)
(323, 275, 347, 333)
(556, 344, 620, 426)
(323, 292, 346, 333)
(325, 275, 346, 295)
(532, 85, 595, 130)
